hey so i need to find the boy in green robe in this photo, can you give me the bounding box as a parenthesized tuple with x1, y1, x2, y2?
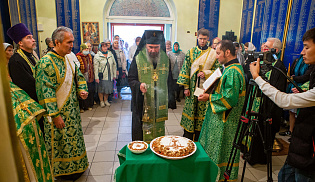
(177, 28, 220, 141)
(198, 40, 246, 181)
(35, 27, 89, 180)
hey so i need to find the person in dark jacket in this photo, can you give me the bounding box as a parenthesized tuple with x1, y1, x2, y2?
(7, 23, 45, 135)
(246, 38, 287, 165)
(250, 27, 315, 181)
(279, 55, 315, 138)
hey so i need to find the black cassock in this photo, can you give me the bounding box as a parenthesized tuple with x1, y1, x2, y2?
(8, 49, 45, 135)
(128, 57, 176, 141)
(9, 49, 38, 102)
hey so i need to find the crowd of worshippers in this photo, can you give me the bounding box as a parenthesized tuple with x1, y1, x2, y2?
(3, 22, 315, 182)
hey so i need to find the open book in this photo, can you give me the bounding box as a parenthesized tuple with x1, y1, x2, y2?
(194, 68, 222, 97)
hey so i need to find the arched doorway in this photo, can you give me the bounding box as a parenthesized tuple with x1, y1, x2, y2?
(103, 0, 177, 44)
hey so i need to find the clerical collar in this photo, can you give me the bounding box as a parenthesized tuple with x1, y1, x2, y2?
(198, 45, 208, 50)
(224, 58, 239, 67)
(20, 48, 36, 65)
(21, 48, 33, 57)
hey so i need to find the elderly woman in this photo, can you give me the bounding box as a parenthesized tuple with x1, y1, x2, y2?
(76, 44, 95, 112)
(165, 40, 172, 55)
(168, 42, 185, 102)
(112, 39, 127, 99)
(94, 42, 116, 107)
(42, 37, 54, 57)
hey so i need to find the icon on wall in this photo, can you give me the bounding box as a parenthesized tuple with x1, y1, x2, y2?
(82, 22, 99, 44)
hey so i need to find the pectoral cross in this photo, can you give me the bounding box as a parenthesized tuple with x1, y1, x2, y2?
(152, 71, 158, 81)
(160, 64, 167, 74)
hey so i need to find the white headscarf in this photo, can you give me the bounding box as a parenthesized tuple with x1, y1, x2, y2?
(3, 43, 12, 51)
(247, 42, 256, 51)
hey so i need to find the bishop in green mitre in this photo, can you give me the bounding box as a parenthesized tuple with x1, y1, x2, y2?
(177, 28, 220, 141)
(35, 27, 89, 181)
(10, 81, 53, 182)
(198, 40, 246, 181)
(128, 30, 174, 142)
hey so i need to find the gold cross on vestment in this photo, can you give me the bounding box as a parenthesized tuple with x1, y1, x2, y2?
(158, 128, 163, 133)
(159, 64, 167, 74)
(21, 103, 32, 115)
(141, 64, 150, 74)
(29, 135, 35, 144)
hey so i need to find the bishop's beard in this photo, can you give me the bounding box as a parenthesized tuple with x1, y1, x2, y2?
(146, 49, 160, 65)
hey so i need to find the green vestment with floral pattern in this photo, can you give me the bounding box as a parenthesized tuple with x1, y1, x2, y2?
(177, 47, 220, 133)
(199, 63, 246, 181)
(10, 82, 53, 182)
(35, 52, 88, 177)
(136, 48, 169, 142)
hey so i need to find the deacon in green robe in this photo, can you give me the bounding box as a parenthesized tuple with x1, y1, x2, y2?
(35, 27, 89, 180)
(198, 40, 246, 181)
(177, 28, 220, 141)
(129, 30, 173, 142)
(10, 82, 53, 182)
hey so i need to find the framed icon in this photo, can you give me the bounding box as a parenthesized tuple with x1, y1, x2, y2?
(82, 22, 100, 44)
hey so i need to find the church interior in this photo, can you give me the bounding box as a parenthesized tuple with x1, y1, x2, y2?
(0, 0, 313, 181)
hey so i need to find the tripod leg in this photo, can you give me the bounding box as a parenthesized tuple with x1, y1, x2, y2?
(266, 119, 273, 182)
(224, 119, 246, 181)
(224, 84, 257, 181)
(241, 161, 247, 182)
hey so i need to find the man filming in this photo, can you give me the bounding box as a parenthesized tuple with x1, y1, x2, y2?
(246, 38, 287, 165)
(250, 27, 315, 181)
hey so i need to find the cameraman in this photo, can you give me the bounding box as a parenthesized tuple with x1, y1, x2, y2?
(247, 38, 287, 165)
(250, 27, 315, 181)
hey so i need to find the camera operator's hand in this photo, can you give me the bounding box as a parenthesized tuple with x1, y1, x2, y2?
(250, 58, 261, 79)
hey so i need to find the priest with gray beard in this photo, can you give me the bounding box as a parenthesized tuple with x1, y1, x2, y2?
(128, 30, 175, 142)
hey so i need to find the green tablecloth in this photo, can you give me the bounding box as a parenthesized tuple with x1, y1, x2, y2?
(114, 142, 219, 182)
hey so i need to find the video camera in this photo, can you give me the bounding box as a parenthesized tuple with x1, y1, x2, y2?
(247, 48, 278, 80)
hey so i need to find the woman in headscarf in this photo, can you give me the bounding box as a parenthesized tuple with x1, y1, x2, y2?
(168, 42, 185, 102)
(244, 42, 256, 59)
(76, 43, 95, 112)
(3, 43, 14, 79)
(94, 42, 117, 107)
(3, 43, 14, 63)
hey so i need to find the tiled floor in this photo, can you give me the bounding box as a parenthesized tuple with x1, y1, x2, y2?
(56, 87, 288, 182)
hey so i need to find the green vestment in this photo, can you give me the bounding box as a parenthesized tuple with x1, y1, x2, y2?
(199, 63, 246, 181)
(136, 48, 169, 142)
(10, 82, 53, 182)
(177, 47, 220, 133)
(35, 52, 88, 176)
